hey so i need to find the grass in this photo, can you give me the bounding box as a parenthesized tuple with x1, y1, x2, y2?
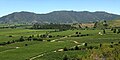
(0, 41, 77, 60)
(36, 50, 88, 60)
(108, 20, 120, 27)
(0, 28, 120, 60)
(0, 28, 54, 42)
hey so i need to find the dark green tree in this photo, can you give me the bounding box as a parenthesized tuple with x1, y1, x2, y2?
(103, 29, 106, 34)
(100, 44, 102, 47)
(113, 29, 116, 33)
(84, 43, 87, 47)
(63, 47, 68, 51)
(63, 55, 69, 60)
(19, 36, 25, 42)
(117, 29, 120, 34)
(75, 46, 79, 50)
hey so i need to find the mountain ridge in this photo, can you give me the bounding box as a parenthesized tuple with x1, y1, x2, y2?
(0, 11, 120, 24)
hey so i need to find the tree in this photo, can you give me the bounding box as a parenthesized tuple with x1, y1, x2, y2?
(84, 43, 87, 47)
(37, 34, 39, 37)
(75, 46, 79, 50)
(48, 35, 52, 38)
(63, 55, 69, 60)
(63, 47, 68, 51)
(28, 36, 32, 41)
(41, 34, 47, 38)
(100, 44, 102, 47)
(9, 35, 12, 37)
(111, 42, 114, 44)
(93, 22, 98, 28)
(103, 29, 106, 34)
(85, 26, 88, 29)
(111, 28, 113, 31)
(77, 35, 79, 37)
(25, 44, 28, 46)
(7, 41, 11, 44)
(47, 40, 51, 42)
(11, 40, 15, 43)
(19, 36, 25, 42)
(37, 38, 43, 41)
(113, 29, 116, 33)
(117, 29, 120, 34)
(103, 20, 108, 29)
(79, 32, 81, 34)
(110, 45, 113, 48)
(89, 46, 93, 50)
(118, 41, 120, 44)
(32, 35, 34, 37)
(76, 32, 79, 34)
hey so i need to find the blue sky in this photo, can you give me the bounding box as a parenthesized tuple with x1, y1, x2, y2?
(0, 0, 120, 17)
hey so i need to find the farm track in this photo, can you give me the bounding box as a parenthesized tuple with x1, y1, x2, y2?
(29, 33, 78, 60)
(29, 41, 81, 60)
(50, 33, 75, 42)
(0, 48, 16, 53)
(0, 33, 80, 60)
(29, 40, 82, 60)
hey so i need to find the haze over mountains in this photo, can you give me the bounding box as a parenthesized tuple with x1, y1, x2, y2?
(0, 11, 120, 24)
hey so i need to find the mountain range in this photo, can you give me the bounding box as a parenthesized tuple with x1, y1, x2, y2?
(0, 11, 120, 24)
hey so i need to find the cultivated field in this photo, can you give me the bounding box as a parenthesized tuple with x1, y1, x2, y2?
(0, 27, 120, 60)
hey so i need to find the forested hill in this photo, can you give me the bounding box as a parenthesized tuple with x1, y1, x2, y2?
(0, 11, 120, 24)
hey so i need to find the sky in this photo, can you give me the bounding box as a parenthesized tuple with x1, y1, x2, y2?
(0, 0, 120, 17)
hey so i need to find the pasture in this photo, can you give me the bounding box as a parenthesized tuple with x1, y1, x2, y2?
(0, 28, 120, 60)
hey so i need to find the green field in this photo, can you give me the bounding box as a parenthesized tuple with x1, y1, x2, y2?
(0, 27, 120, 60)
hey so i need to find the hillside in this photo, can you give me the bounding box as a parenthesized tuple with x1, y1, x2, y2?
(108, 20, 120, 27)
(94, 19, 120, 29)
(0, 11, 120, 24)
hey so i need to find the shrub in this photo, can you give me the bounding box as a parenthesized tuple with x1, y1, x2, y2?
(25, 44, 28, 46)
(79, 32, 81, 34)
(11, 40, 15, 43)
(110, 45, 113, 48)
(100, 44, 102, 47)
(48, 35, 52, 38)
(103, 29, 106, 34)
(63, 47, 68, 51)
(75, 46, 79, 50)
(88, 46, 93, 50)
(117, 29, 120, 34)
(63, 55, 69, 60)
(77, 35, 79, 37)
(94, 46, 98, 49)
(84, 43, 87, 47)
(111, 42, 114, 44)
(57, 35, 60, 37)
(114, 44, 119, 46)
(118, 41, 120, 44)
(76, 32, 79, 34)
(7, 41, 11, 44)
(9, 35, 12, 37)
(33, 38, 38, 41)
(113, 29, 116, 33)
(37, 38, 43, 41)
(19, 36, 25, 42)
(47, 40, 51, 42)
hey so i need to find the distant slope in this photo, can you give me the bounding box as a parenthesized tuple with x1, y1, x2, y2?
(94, 19, 120, 29)
(108, 20, 120, 27)
(0, 11, 120, 24)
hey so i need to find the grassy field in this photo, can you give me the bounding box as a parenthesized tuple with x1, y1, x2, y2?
(0, 28, 55, 42)
(108, 20, 120, 27)
(0, 41, 77, 60)
(0, 28, 120, 60)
